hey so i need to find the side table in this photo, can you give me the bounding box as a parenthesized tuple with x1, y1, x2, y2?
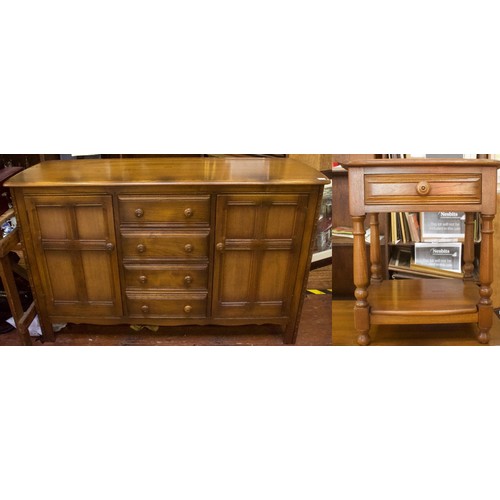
(345, 158, 500, 345)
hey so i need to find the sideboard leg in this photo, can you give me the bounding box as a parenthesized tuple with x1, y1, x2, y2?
(352, 215, 371, 345)
(477, 214, 494, 344)
(39, 314, 55, 343)
(283, 321, 297, 345)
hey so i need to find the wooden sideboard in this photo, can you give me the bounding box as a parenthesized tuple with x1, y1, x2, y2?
(345, 158, 500, 345)
(6, 157, 328, 344)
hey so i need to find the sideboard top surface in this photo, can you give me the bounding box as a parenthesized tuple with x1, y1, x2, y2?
(5, 157, 330, 188)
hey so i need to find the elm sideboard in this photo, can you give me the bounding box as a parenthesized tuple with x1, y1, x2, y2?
(6, 157, 328, 344)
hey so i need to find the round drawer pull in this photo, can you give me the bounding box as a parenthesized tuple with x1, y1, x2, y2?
(139, 275, 148, 284)
(137, 244, 146, 253)
(184, 275, 193, 285)
(141, 305, 149, 314)
(184, 243, 193, 253)
(184, 208, 193, 218)
(184, 305, 192, 314)
(216, 242, 224, 252)
(105, 242, 115, 252)
(416, 181, 431, 196)
(135, 208, 144, 218)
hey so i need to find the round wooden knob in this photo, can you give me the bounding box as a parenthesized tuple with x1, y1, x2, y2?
(135, 208, 144, 218)
(139, 275, 147, 284)
(105, 242, 115, 251)
(184, 208, 193, 218)
(416, 181, 431, 196)
(137, 244, 146, 253)
(184, 305, 192, 314)
(184, 244, 193, 253)
(141, 305, 149, 314)
(184, 275, 192, 285)
(216, 242, 224, 252)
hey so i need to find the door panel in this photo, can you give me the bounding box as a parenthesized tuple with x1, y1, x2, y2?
(263, 202, 303, 239)
(81, 251, 115, 302)
(75, 204, 109, 240)
(255, 250, 292, 302)
(36, 206, 71, 239)
(44, 251, 80, 302)
(224, 201, 258, 239)
(217, 250, 253, 304)
(25, 195, 122, 317)
(212, 194, 308, 318)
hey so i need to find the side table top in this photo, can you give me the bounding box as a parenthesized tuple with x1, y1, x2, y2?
(343, 158, 500, 169)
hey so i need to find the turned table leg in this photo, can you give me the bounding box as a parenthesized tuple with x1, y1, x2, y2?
(352, 215, 370, 345)
(477, 213, 494, 344)
(369, 213, 383, 284)
(463, 213, 475, 281)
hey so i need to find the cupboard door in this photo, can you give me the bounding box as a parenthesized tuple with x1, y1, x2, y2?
(25, 195, 122, 317)
(212, 194, 308, 318)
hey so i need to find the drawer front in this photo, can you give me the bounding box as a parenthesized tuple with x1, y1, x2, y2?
(126, 292, 207, 318)
(119, 196, 210, 225)
(124, 264, 208, 290)
(121, 231, 209, 260)
(364, 173, 482, 205)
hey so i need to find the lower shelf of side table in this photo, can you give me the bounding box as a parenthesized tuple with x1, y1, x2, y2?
(368, 279, 480, 325)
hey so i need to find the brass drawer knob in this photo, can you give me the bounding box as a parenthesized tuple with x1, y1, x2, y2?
(184, 243, 193, 253)
(135, 208, 144, 218)
(141, 305, 149, 314)
(184, 208, 193, 218)
(184, 275, 192, 285)
(184, 305, 192, 314)
(416, 181, 431, 196)
(137, 244, 146, 253)
(139, 275, 147, 284)
(216, 242, 224, 252)
(105, 242, 115, 252)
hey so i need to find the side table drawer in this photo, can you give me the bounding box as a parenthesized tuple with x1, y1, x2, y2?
(364, 173, 482, 205)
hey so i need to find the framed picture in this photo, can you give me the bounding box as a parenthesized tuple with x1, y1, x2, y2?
(406, 154, 478, 159)
(420, 211, 465, 242)
(414, 242, 462, 273)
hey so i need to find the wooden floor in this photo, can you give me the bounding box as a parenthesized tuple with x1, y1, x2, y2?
(333, 299, 500, 346)
(0, 265, 332, 346)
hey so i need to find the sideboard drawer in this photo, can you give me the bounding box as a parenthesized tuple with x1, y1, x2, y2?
(119, 195, 210, 225)
(126, 292, 208, 318)
(124, 264, 208, 290)
(364, 173, 482, 206)
(121, 230, 210, 260)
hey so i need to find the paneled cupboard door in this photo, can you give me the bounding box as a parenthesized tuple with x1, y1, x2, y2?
(212, 194, 308, 319)
(24, 195, 122, 317)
